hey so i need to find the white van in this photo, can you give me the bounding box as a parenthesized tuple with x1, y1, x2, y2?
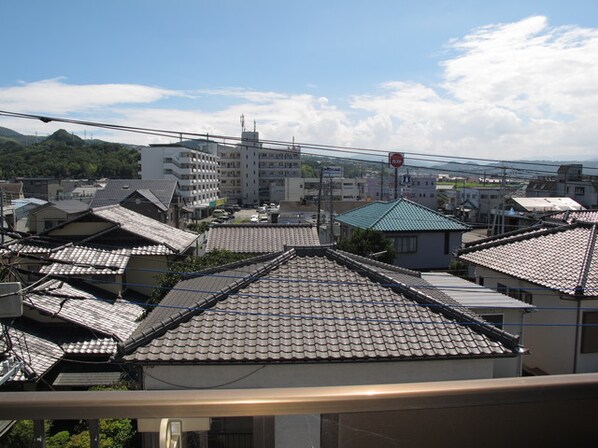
(212, 209, 229, 219)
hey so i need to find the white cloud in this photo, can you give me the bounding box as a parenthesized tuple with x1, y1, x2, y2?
(3, 16, 598, 161)
(0, 78, 183, 114)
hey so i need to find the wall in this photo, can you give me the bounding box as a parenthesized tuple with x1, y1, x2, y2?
(475, 267, 577, 374)
(390, 231, 462, 270)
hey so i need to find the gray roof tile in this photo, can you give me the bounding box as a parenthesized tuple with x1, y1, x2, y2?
(122, 248, 520, 364)
(90, 179, 178, 209)
(459, 223, 598, 298)
(206, 224, 320, 253)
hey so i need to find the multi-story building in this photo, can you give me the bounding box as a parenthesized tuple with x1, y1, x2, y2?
(218, 130, 301, 206)
(140, 141, 219, 218)
(527, 164, 598, 209)
(276, 177, 366, 203)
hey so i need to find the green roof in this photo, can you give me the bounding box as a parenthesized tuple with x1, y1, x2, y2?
(336, 199, 471, 232)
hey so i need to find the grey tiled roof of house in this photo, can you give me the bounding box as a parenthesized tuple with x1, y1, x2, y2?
(458, 222, 598, 298)
(206, 224, 321, 253)
(39, 245, 130, 276)
(5, 326, 63, 382)
(92, 205, 199, 253)
(90, 179, 178, 209)
(121, 247, 521, 364)
(24, 280, 144, 341)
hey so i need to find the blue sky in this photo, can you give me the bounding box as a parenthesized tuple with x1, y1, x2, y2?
(2, 1, 598, 161)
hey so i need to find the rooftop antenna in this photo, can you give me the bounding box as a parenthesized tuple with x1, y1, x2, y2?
(240, 114, 245, 132)
(253, 120, 256, 132)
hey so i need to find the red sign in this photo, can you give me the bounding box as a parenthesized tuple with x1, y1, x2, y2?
(389, 152, 404, 168)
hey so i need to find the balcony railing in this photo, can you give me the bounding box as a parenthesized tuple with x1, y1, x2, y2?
(1, 373, 598, 446)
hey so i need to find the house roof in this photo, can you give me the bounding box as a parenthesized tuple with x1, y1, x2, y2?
(43, 200, 90, 214)
(24, 280, 144, 341)
(4, 326, 63, 382)
(206, 224, 321, 253)
(39, 245, 130, 276)
(509, 197, 584, 213)
(335, 198, 471, 232)
(546, 209, 598, 224)
(458, 222, 598, 298)
(90, 179, 178, 209)
(421, 272, 535, 311)
(120, 247, 520, 365)
(91, 205, 199, 253)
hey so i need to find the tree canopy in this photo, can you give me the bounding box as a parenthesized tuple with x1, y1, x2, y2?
(336, 228, 397, 264)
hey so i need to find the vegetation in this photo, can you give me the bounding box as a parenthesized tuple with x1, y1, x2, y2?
(337, 228, 397, 264)
(150, 249, 252, 303)
(0, 129, 139, 179)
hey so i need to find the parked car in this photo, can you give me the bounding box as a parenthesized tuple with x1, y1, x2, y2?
(212, 209, 229, 219)
(250, 214, 259, 223)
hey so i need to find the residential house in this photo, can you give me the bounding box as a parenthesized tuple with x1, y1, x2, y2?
(90, 179, 185, 228)
(37, 205, 200, 296)
(1, 279, 143, 390)
(335, 198, 471, 270)
(206, 223, 320, 255)
(499, 197, 584, 232)
(14, 177, 62, 201)
(0, 182, 24, 201)
(26, 199, 89, 234)
(458, 221, 598, 375)
(118, 246, 523, 447)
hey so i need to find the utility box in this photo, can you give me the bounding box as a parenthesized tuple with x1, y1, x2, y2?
(0, 282, 22, 318)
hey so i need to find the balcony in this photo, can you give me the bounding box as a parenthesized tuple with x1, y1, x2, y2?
(1, 373, 597, 447)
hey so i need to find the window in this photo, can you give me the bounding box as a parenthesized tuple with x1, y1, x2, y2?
(444, 232, 450, 255)
(496, 283, 508, 295)
(575, 186, 585, 195)
(395, 236, 417, 253)
(481, 314, 504, 330)
(581, 312, 598, 353)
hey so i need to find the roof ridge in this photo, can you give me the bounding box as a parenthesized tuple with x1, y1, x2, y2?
(117, 249, 297, 357)
(334, 249, 421, 277)
(371, 199, 402, 227)
(326, 249, 521, 352)
(575, 224, 598, 298)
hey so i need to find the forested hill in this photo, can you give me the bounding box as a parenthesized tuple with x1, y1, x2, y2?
(0, 129, 140, 179)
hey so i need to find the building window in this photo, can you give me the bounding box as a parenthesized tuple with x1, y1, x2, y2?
(481, 314, 504, 330)
(496, 283, 508, 295)
(581, 312, 598, 353)
(575, 186, 585, 195)
(395, 236, 417, 253)
(444, 232, 450, 255)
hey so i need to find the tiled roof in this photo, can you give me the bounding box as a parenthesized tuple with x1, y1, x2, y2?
(92, 205, 198, 253)
(24, 280, 144, 341)
(121, 248, 520, 364)
(547, 209, 598, 224)
(336, 199, 471, 232)
(39, 245, 130, 276)
(206, 224, 321, 253)
(458, 222, 598, 298)
(5, 326, 63, 382)
(61, 337, 118, 355)
(90, 179, 178, 209)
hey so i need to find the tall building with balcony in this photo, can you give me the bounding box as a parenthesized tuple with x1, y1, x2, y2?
(140, 141, 219, 218)
(218, 130, 301, 206)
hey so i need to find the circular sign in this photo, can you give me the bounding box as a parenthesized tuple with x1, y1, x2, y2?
(389, 152, 404, 168)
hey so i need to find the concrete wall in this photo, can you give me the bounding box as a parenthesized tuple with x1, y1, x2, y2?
(389, 231, 462, 270)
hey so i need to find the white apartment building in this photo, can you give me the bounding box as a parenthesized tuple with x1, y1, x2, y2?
(276, 177, 367, 203)
(140, 142, 219, 218)
(399, 174, 437, 209)
(218, 130, 301, 206)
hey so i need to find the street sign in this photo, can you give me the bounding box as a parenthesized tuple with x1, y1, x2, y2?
(322, 166, 343, 177)
(389, 152, 404, 168)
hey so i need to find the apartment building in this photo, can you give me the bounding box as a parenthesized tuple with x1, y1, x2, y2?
(219, 130, 301, 206)
(139, 141, 219, 218)
(275, 177, 366, 203)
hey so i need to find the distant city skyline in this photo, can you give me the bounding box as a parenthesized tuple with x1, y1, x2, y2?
(1, 1, 598, 161)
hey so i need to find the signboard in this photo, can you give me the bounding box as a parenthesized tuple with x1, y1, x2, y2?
(388, 152, 405, 168)
(323, 166, 343, 178)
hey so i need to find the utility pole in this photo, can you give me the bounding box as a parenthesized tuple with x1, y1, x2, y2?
(380, 162, 384, 200)
(0, 187, 4, 245)
(329, 175, 334, 244)
(316, 165, 324, 233)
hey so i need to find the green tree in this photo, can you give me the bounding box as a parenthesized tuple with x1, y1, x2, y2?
(337, 228, 397, 264)
(150, 249, 251, 304)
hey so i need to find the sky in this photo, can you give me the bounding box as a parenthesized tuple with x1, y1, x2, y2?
(1, 0, 598, 162)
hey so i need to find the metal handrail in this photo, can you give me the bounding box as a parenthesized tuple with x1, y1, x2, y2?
(2, 373, 598, 420)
